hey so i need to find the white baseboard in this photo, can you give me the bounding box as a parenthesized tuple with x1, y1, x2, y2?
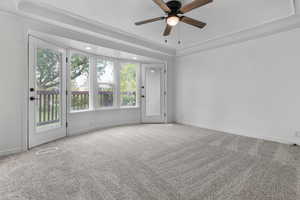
(0, 147, 23, 158)
(176, 120, 299, 145)
(1, 122, 141, 158)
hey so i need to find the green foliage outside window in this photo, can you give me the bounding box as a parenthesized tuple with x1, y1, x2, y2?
(36, 48, 61, 90)
(120, 63, 137, 106)
(70, 53, 90, 110)
(36, 49, 89, 90)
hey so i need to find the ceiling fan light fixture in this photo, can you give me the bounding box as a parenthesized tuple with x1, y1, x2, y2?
(167, 16, 179, 26)
(134, 0, 213, 36)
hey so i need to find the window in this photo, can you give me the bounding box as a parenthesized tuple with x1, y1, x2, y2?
(120, 63, 138, 107)
(96, 58, 114, 108)
(68, 49, 140, 112)
(70, 52, 90, 111)
(36, 48, 62, 126)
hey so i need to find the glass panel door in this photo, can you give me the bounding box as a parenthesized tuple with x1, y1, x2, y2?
(28, 36, 67, 148)
(141, 64, 165, 123)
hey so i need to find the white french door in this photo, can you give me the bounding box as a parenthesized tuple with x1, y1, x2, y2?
(141, 64, 166, 123)
(28, 36, 67, 148)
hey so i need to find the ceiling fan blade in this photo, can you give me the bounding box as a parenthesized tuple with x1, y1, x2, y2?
(180, 0, 213, 14)
(153, 0, 171, 13)
(181, 16, 206, 28)
(135, 17, 165, 25)
(163, 24, 172, 36)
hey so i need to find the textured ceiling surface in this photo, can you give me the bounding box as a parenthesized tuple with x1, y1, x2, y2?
(0, 0, 295, 49)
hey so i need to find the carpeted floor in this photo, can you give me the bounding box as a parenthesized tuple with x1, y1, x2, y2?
(0, 124, 300, 200)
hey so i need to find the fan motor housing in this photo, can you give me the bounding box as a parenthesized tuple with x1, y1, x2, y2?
(166, 0, 182, 13)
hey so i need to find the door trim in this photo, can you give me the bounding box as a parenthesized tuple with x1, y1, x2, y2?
(141, 64, 166, 123)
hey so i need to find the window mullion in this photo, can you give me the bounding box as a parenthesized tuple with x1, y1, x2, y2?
(115, 60, 121, 108)
(136, 63, 141, 107)
(90, 56, 97, 110)
(66, 49, 71, 114)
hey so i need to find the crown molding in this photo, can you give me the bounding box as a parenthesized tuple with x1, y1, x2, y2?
(0, 9, 174, 61)
(24, 17, 174, 61)
(17, 0, 176, 56)
(176, 14, 300, 57)
(177, 0, 300, 57)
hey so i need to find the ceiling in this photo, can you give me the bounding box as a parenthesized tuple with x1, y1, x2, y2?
(0, 0, 295, 49)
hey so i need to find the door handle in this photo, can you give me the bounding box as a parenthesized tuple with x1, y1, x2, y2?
(141, 95, 145, 98)
(30, 97, 40, 101)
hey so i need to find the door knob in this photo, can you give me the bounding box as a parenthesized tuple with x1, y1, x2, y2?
(141, 95, 145, 98)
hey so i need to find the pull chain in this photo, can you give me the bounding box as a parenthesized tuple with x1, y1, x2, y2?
(177, 23, 182, 45)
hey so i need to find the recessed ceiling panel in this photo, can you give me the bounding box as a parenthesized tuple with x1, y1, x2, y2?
(179, 0, 294, 48)
(4, 0, 295, 49)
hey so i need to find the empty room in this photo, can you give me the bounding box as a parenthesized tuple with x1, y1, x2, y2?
(1, 0, 300, 199)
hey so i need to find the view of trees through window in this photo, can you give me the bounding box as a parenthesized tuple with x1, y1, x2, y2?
(36, 48, 61, 90)
(70, 53, 90, 111)
(35, 49, 139, 117)
(36, 48, 61, 126)
(96, 59, 114, 108)
(120, 63, 138, 107)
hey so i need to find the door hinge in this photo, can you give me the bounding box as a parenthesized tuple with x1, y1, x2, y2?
(66, 57, 68, 63)
(164, 113, 167, 117)
(66, 90, 68, 95)
(164, 70, 167, 73)
(164, 91, 167, 95)
(66, 122, 68, 128)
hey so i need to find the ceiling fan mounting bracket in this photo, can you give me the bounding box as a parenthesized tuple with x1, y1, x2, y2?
(166, 0, 182, 14)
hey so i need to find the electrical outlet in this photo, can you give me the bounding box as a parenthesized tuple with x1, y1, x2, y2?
(295, 131, 300, 137)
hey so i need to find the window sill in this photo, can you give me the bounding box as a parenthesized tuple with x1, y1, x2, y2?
(69, 106, 140, 115)
(119, 106, 140, 110)
(69, 109, 93, 114)
(95, 106, 140, 111)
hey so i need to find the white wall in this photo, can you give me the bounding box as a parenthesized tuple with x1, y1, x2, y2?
(68, 108, 141, 135)
(0, 12, 27, 156)
(167, 58, 175, 122)
(175, 28, 300, 144)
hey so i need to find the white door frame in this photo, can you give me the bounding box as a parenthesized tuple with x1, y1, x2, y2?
(141, 64, 166, 123)
(28, 36, 67, 148)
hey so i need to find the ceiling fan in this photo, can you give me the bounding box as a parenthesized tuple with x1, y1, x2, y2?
(135, 0, 213, 36)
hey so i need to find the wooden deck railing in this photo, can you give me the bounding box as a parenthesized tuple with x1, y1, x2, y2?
(36, 90, 60, 126)
(36, 90, 136, 126)
(71, 91, 90, 110)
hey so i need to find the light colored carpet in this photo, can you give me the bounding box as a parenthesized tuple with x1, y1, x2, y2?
(0, 124, 300, 200)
